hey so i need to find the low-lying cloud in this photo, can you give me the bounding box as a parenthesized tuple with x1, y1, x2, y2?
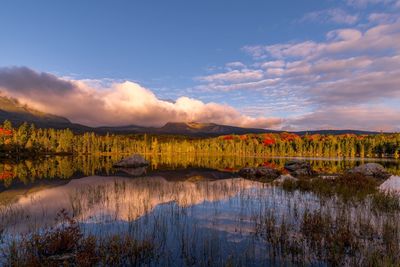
(288, 106, 400, 132)
(0, 66, 282, 129)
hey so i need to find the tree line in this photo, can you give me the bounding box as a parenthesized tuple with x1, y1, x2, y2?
(1, 120, 400, 159)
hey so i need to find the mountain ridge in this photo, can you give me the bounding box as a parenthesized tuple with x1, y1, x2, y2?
(0, 95, 381, 136)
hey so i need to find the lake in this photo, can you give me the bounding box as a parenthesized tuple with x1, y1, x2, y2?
(1, 155, 400, 266)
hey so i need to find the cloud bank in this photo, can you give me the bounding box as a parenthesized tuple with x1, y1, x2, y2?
(196, 13, 400, 131)
(0, 66, 281, 128)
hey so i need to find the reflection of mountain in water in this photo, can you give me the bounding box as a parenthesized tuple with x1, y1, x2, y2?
(1, 175, 262, 234)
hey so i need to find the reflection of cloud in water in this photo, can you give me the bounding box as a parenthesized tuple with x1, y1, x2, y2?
(1, 175, 263, 234)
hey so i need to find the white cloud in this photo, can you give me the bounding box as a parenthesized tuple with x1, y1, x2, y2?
(289, 105, 400, 131)
(197, 18, 400, 131)
(368, 12, 399, 23)
(244, 19, 400, 60)
(197, 69, 264, 83)
(302, 8, 359, 25)
(345, 0, 396, 8)
(225, 61, 246, 69)
(259, 60, 286, 68)
(196, 78, 281, 92)
(0, 67, 281, 129)
(266, 68, 285, 76)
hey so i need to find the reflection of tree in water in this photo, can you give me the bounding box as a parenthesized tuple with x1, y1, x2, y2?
(1, 155, 400, 187)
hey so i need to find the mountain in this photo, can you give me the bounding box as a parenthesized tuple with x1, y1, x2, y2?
(0, 95, 381, 136)
(157, 122, 276, 136)
(295, 129, 380, 135)
(96, 122, 278, 136)
(0, 95, 91, 131)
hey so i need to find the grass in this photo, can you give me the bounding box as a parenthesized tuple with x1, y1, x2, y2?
(256, 202, 400, 266)
(2, 172, 400, 266)
(371, 191, 400, 213)
(282, 173, 379, 201)
(281, 172, 400, 214)
(269, 172, 400, 266)
(1, 209, 154, 267)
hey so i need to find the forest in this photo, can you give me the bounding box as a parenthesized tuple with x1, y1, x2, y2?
(1, 120, 400, 159)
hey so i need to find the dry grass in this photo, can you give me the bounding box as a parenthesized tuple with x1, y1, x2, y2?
(2, 209, 154, 267)
(282, 173, 379, 201)
(2, 173, 400, 266)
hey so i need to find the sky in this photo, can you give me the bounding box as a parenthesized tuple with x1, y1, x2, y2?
(0, 0, 399, 131)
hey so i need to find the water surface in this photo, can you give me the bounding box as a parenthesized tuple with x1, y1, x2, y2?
(1, 155, 400, 266)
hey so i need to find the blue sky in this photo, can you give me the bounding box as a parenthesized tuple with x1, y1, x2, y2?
(0, 0, 399, 130)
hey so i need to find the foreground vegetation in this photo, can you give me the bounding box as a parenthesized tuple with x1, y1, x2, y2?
(2, 209, 154, 266)
(255, 199, 400, 266)
(2, 173, 400, 266)
(1, 120, 400, 159)
(281, 173, 400, 212)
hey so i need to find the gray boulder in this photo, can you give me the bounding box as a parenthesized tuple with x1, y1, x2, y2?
(274, 174, 297, 184)
(284, 160, 315, 177)
(238, 167, 256, 178)
(347, 163, 391, 180)
(113, 154, 149, 168)
(238, 166, 281, 180)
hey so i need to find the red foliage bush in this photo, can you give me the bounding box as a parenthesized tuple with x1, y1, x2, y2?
(262, 162, 277, 169)
(263, 138, 275, 146)
(304, 134, 321, 141)
(222, 135, 234, 140)
(281, 132, 300, 142)
(262, 133, 276, 146)
(240, 135, 248, 140)
(0, 128, 12, 136)
(0, 171, 14, 180)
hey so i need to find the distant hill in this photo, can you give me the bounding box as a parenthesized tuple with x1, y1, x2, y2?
(82, 122, 383, 136)
(0, 95, 382, 136)
(96, 122, 278, 136)
(295, 129, 380, 135)
(0, 95, 91, 131)
(157, 122, 277, 136)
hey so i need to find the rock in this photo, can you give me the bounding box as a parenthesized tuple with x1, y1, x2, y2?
(274, 174, 297, 184)
(238, 166, 280, 180)
(255, 167, 281, 179)
(238, 167, 256, 178)
(347, 163, 391, 180)
(379, 176, 400, 193)
(113, 154, 149, 168)
(284, 160, 315, 177)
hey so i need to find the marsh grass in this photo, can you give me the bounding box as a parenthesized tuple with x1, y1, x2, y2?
(2, 209, 154, 267)
(267, 171, 400, 266)
(2, 175, 400, 266)
(282, 172, 400, 215)
(256, 202, 400, 266)
(371, 191, 400, 213)
(282, 173, 380, 201)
